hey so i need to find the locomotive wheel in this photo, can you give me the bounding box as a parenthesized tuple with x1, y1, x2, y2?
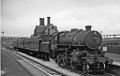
(29, 52, 33, 55)
(82, 63, 89, 75)
(41, 52, 43, 59)
(105, 62, 109, 71)
(44, 53, 49, 61)
(70, 60, 77, 71)
(63, 58, 70, 68)
(44, 53, 47, 60)
(39, 52, 42, 59)
(47, 54, 49, 61)
(43, 53, 45, 60)
(56, 53, 64, 67)
(35, 52, 40, 58)
(62, 52, 69, 68)
(101, 63, 105, 74)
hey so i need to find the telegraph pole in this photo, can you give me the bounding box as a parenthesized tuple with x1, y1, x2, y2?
(1, 30, 5, 37)
(1, 30, 5, 45)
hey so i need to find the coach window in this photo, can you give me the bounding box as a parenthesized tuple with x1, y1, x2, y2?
(115, 43, 118, 45)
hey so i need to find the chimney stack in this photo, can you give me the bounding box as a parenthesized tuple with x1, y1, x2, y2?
(39, 18, 44, 25)
(85, 25, 92, 31)
(47, 17, 51, 25)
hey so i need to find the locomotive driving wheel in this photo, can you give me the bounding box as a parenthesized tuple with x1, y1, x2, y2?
(62, 50, 70, 68)
(82, 62, 89, 75)
(56, 52, 69, 68)
(70, 61, 77, 71)
(56, 53, 64, 67)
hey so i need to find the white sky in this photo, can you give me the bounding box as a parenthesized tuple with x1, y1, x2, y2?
(1, 0, 120, 37)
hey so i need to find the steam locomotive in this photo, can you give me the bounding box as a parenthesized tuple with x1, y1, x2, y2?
(13, 17, 112, 74)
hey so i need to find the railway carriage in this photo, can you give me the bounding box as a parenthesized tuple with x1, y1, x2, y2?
(22, 37, 39, 55)
(14, 36, 51, 60)
(14, 38, 24, 51)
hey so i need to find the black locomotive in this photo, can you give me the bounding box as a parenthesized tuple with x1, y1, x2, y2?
(13, 17, 112, 74)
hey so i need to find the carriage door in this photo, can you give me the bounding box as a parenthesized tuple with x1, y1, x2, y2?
(39, 35, 51, 53)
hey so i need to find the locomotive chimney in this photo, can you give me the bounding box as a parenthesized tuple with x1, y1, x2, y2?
(47, 17, 51, 25)
(85, 25, 92, 31)
(39, 18, 44, 25)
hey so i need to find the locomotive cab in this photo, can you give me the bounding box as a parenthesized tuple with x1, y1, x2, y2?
(39, 35, 52, 61)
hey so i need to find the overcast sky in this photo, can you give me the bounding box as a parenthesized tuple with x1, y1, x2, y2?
(1, 0, 120, 37)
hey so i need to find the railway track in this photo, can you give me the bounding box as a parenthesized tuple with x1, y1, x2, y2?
(106, 64, 120, 76)
(2, 45, 64, 76)
(13, 50, 64, 76)
(15, 51, 119, 76)
(15, 51, 81, 76)
(3, 45, 120, 76)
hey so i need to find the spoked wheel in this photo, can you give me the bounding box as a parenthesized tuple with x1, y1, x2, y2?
(105, 62, 109, 71)
(56, 53, 63, 66)
(41, 52, 44, 59)
(35, 52, 40, 58)
(63, 57, 71, 69)
(29, 52, 33, 55)
(82, 63, 89, 75)
(101, 63, 106, 74)
(45, 53, 49, 61)
(70, 61, 77, 71)
(62, 52, 70, 68)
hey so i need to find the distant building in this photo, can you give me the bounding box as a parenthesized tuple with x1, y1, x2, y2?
(1, 36, 18, 41)
(1, 36, 19, 46)
(33, 17, 58, 37)
(102, 34, 120, 46)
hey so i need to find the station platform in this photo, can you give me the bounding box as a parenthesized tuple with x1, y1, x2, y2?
(113, 61, 120, 66)
(1, 47, 51, 76)
(17, 52, 80, 76)
(105, 53, 120, 66)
